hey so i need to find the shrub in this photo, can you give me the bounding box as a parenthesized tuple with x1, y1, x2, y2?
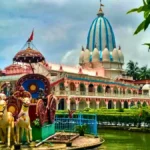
(118, 108, 124, 112)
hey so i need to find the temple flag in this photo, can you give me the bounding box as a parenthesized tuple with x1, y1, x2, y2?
(27, 30, 34, 42)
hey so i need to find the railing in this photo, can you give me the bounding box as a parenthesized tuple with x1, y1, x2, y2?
(55, 114, 97, 136)
(54, 91, 150, 99)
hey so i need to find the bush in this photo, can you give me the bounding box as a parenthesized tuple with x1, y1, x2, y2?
(118, 108, 124, 112)
(84, 107, 91, 112)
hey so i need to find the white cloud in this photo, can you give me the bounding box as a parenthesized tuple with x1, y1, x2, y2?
(61, 49, 80, 66)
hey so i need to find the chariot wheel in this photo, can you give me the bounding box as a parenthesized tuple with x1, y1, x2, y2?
(49, 97, 56, 124)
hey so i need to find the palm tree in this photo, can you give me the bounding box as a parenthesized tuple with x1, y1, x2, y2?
(138, 66, 150, 80)
(126, 60, 139, 80)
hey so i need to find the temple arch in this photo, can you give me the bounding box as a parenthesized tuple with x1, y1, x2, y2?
(113, 86, 118, 94)
(58, 98, 67, 110)
(108, 100, 114, 109)
(105, 85, 111, 94)
(88, 84, 94, 92)
(116, 101, 121, 109)
(79, 83, 86, 95)
(70, 99, 76, 110)
(97, 85, 103, 93)
(124, 101, 128, 108)
(79, 99, 87, 110)
(99, 100, 106, 108)
(90, 99, 96, 109)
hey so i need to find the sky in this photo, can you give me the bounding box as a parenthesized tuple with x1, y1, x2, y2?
(0, 0, 149, 69)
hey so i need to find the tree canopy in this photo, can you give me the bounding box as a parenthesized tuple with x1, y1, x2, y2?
(127, 0, 150, 49)
(126, 60, 150, 80)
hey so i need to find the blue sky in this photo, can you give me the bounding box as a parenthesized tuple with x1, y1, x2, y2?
(0, 0, 149, 69)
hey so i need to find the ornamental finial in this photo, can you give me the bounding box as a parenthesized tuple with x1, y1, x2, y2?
(97, 0, 104, 16)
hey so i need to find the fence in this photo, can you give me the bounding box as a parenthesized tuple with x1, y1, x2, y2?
(55, 114, 97, 136)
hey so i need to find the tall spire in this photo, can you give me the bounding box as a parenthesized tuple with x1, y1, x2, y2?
(97, 0, 104, 16)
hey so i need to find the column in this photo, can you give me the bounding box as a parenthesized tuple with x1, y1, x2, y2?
(103, 86, 106, 96)
(121, 101, 124, 108)
(106, 101, 108, 109)
(135, 101, 137, 107)
(85, 84, 89, 96)
(94, 85, 98, 96)
(96, 100, 100, 109)
(86, 100, 90, 108)
(56, 101, 59, 110)
(75, 83, 79, 95)
(114, 101, 116, 109)
(128, 101, 131, 109)
(67, 99, 70, 110)
(75, 99, 79, 110)
(111, 87, 113, 96)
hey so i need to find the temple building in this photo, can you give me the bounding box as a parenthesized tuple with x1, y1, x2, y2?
(0, 3, 149, 110)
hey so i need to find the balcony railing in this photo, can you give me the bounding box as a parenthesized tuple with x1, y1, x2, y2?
(54, 91, 150, 99)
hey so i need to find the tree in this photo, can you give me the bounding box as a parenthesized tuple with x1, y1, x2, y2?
(127, 0, 150, 50)
(126, 60, 140, 80)
(138, 65, 150, 79)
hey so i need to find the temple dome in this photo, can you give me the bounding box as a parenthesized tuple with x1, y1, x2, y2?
(83, 48, 90, 63)
(102, 47, 110, 62)
(87, 7, 116, 52)
(112, 48, 119, 62)
(92, 47, 99, 62)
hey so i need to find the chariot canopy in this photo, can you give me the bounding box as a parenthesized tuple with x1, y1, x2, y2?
(13, 30, 45, 73)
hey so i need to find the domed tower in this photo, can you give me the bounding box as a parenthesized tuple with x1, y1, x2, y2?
(79, 1, 125, 78)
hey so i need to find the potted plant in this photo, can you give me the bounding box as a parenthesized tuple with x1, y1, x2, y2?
(75, 124, 88, 136)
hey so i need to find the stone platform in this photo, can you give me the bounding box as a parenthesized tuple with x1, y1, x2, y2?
(0, 134, 104, 150)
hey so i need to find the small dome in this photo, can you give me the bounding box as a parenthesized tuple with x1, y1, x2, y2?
(79, 47, 85, 64)
(112, 48, 119, 62)
(92, 47, 99, 62)
(83, 48, 90, 63)
(102, 48, 110, 62)
(118, 46, 124, 64)
(142, 84, 150, 90)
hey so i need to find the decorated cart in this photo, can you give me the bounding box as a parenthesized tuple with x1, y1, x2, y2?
(6, 32, 57, 142)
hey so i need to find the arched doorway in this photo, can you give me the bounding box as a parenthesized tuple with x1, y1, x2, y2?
(137, 101, 141, 108)
(80, 83, 86, 95)
(130, 101, 135, 108)
(142, 101, 147, 108)
(113, 87, 118, 95)
(70, 99, 76, 110)
(58, 98, 66, 110)
(59, 83, 65, 94)
(70, 82, 76, 94)
(116, 101, 121, 109)
(99, 100, 106, 108)
(124, 101, 128, 109)
(105, 86, 111, 94)
(88, 84, 94, 92)
(108, 100, 114, 109)
(97, 85, 103, 94)
(127, 89, 131, 94)
(90, 100, 96, 109)
(79, 99, 87, 110)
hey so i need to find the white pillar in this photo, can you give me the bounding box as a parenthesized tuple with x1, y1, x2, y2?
(67, 99, 70, 110)
(114, 101, 116, 109)
(96, 101, 100, 109)
(106, 101, 108, 109)
(87, 101, 90, 108)
(75, 100, 79, 110)
(128, 102, 131, 109)
(121, 102, 124, 108)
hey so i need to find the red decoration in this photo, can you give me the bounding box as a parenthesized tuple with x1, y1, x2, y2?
(68, 109, 76, 119)
(27, 30, 34, 42)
